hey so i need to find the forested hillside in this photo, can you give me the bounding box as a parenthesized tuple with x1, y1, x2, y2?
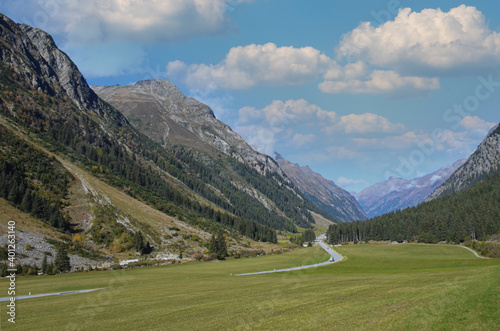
(0, 13, 298, 249)
(327, 175, 500, 244)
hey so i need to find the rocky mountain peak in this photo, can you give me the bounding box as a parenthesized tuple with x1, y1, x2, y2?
(0, 13, 125, 124)
(427, 123, 500, 200)
(93, 79, 285, 178)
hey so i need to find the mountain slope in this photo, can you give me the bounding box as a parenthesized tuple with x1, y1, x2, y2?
(275, 154, 366, 222)
(427, 123, 500, 200)
(328, 174, 500, 244)
(0, 12, 321, 267)
(355, 160, 465, 218)
(92, 79, 331, 228)
(93, 80, 282, 176)
(0, 11, 327, 251)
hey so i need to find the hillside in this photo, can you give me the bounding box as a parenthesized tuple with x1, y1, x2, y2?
(275, 154, 366, 222)
(92, 79, 333, 229)
(328, 174, 500, 244)
(356, 160, 465, 217)
(0, 13, 324, 267)
(92, 80, 282, 176)
(428, 123, 500, 200)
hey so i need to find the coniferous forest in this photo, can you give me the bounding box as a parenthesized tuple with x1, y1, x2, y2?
(327, 175, 500, 244)
(0, 62, 281, 243)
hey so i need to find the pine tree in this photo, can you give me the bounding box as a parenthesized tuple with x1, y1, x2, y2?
(208, 233, 217, 255)
(134, 231, 144, 252)
(215, 231, 227, 260)
(208, 231, 227, 260)
(41, 255, 48, 274)
(55, 246, 71, 272)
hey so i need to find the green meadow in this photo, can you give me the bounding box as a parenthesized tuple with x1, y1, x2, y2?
(1, 244, 498, 330)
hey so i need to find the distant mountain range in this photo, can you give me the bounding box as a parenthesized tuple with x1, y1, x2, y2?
(355, 160, 465, 218)
(275, 154, 367, 223)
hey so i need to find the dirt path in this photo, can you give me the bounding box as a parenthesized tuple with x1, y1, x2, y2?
(459, 245, 490, 259)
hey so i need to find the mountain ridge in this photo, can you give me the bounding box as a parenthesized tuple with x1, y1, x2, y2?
(427, 123, 500, 200)
(355, 159, 465, 218)
(275, 153, 367, 223)
(92, 80, 286, 178)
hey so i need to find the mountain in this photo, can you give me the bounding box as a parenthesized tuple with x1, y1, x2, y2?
(0, 13, 326, 267)
(355, 160, 465, 218)
(275, 154, 367, 223)
(92, 80, 331, 229)
(92, 80, 283, 176)
(427, 123, 500, 200)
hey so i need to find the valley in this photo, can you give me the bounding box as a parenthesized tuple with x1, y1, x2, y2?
(1, 243, 498, 330)
(0, 5, 499, 330)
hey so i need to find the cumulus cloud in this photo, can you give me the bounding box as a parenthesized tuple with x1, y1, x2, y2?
(319, 70, 440, 96)
(337, 5, 500, 75)
(10, 0, 251, 44)
(460, 116, 496, 136)
(235, 99, 337, 155)
(234, 124, 276, 156)
(238, 99, 337, 126)
(167, 43, 334, 90)
(324, 113, 405, 135)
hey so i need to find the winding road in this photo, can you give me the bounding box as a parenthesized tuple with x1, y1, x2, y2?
(235, 240, 342, 276)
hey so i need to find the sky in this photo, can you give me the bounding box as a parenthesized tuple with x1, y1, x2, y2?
(1, 0, 499, 192)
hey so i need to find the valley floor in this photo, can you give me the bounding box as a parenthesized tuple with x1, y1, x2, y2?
(1, 244, 498, 330)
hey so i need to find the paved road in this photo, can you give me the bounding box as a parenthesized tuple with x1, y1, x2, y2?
(0, 288, 104, 301)
(236, 240, 342, 276)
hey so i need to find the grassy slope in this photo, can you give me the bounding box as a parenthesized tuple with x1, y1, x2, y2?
(0, 198, 62, 239)
(1, 244, 498, 330)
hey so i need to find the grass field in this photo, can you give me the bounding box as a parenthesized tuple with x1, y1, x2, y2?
(1, 244, 498, 330)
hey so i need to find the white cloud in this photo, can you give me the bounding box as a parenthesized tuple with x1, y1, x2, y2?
(460, 116, 496, 136)
(167, 43, 334, 90)
(337, 5, 500, 75)
(233, 124, 276, 156)
(235, 99, 337, 155)
(238, 99, 337, 127)
(319, 69, 440, 96)
(12, 0, 251, 44)
(324, 113, 405, 135)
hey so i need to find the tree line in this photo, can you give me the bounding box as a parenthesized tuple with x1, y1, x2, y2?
(327, 175, 500, 244)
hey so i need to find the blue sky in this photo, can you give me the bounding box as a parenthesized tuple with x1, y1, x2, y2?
(1, 0, 499, 192)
